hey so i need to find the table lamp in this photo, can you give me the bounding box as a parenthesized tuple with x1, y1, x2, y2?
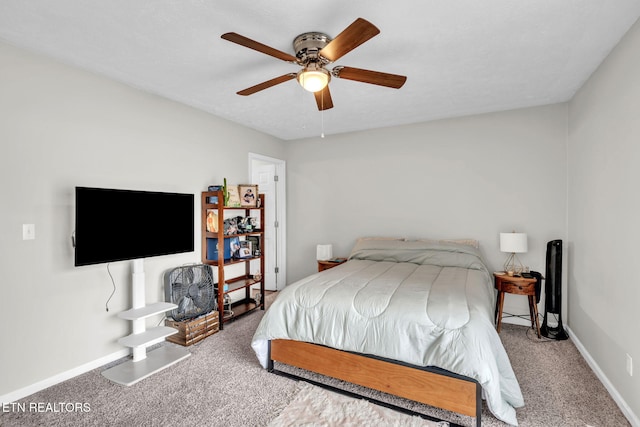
(316, 244, 333, 261)
(500, 232, 527, 274)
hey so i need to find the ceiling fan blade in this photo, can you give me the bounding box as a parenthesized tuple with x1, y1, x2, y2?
(221, 32, 299, 63)
(237, 73, 297, 96)
(319, 18, 380, 62)
(333, 66, 407, 89)
(314, 85, 334, 111)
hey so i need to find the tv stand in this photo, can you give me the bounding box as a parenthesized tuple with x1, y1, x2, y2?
(102, 259, 190, 385)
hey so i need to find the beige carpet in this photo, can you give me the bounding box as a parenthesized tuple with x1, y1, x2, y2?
(269, 382, 448, 427)
(0, 291, 631, 427)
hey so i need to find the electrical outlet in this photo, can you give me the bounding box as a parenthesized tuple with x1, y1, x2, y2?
(626, 354, 633, 377)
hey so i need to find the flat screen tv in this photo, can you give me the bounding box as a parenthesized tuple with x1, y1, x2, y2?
(74, 187, 194, 266)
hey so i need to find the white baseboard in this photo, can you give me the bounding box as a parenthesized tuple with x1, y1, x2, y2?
(566, 326, 639, 427)
(0, 348, 130, 404)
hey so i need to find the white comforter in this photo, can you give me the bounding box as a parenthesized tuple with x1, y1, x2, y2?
(252, 240, 524, 425)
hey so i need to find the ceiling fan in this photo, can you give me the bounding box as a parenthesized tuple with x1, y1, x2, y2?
(221, 18, 407, 111)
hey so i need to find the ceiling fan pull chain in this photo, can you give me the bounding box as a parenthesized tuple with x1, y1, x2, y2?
(321, 90, 325, 138)
(300, 85, 306, 132)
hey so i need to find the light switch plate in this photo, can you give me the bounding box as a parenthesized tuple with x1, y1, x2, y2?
(23, 224, 35, 240)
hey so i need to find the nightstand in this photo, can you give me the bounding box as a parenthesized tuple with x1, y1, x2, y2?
(494, 272, 541, 338)
(317, 258, 347, 272)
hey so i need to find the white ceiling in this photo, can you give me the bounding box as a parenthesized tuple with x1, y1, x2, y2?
(1, 1, 639, 140)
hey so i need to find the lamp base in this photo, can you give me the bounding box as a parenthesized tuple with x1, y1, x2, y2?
(503, 253, 525, 274)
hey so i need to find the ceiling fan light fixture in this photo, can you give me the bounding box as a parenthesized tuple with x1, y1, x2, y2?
(297, 65, 330, 92)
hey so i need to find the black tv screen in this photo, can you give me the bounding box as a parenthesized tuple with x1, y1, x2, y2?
(75, 187, 194, 266)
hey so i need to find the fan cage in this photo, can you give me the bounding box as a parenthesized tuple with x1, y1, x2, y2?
(164, 264, 217, 322)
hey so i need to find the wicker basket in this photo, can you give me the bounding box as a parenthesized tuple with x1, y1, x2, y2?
(165, 311, 219, 346)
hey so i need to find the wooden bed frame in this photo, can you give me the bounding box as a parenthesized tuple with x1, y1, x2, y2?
(268, 339, 482, 427)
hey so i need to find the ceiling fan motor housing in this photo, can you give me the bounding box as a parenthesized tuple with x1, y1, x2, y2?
(293, 32, 331, 64)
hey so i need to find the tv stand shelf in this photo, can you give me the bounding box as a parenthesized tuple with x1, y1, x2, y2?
(102, 259, 190, 386)
(101, 346, 190, 387)
(118, 326, 179, 348)
(118, 302, 177, 320)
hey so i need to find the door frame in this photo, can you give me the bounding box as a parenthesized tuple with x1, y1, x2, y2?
(248, 153, 287, 290)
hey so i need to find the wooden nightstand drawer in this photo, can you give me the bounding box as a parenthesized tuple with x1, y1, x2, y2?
(500, 280, 535, 295)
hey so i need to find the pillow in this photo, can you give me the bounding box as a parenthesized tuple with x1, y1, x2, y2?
(416, 238, 479, 249)
(348, 238, 483, 265)
(440, 239, 479, 249)
(355, 236, 406, 242)
(348, 237, 405, 258)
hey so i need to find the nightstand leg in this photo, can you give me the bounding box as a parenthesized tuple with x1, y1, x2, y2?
(528, 295, 541, 339)
(496, 291, 505, 333)
(528, 296, 535, 329)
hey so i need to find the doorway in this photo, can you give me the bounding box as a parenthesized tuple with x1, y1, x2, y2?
(249, 153, 286, 291)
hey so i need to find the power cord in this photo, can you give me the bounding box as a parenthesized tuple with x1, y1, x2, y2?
(105, 263, 116, 312)
(526, 327, 556, 342)
(525, 313, 564, 342)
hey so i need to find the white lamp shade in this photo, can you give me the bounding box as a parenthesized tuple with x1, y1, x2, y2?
(500, 233, 528, 253)
(316, 244, 333, 261)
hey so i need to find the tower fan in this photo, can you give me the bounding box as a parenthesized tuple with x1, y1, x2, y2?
(164, 264, 216, 321)
(541, 240, 569, 340)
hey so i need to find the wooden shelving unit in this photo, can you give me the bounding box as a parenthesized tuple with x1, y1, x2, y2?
(201, 190, 265, 329)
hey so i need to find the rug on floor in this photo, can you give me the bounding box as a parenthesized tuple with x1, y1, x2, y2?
(268, 381, 449, 427)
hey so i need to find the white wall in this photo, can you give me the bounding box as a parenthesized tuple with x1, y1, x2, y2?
(0, 41, 285, 398)
(285, 104, 568, 296)
(568, 17, 640, 422)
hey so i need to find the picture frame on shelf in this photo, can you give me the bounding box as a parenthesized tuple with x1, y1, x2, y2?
(207, 185, 223, 204)
(225, 185, 241, 207)
(238, 240, 253, 258)
(246, 236, 261, 256)
(229, 237, 241, 259)
(239, 184, 259, 208)
(206, 209, 218, 232)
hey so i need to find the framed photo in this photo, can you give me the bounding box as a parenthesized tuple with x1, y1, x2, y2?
(207, 185, 223, 204)
(225, 185, 241, 207)
(229, 237, 241, 259)
(239, 184, 259, 208)
(238, 240, 253, 258)
(206, 209, 218, 232)
(247, 235, 261, 256)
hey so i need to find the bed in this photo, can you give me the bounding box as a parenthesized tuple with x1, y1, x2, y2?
(251, 238, 524, 426)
